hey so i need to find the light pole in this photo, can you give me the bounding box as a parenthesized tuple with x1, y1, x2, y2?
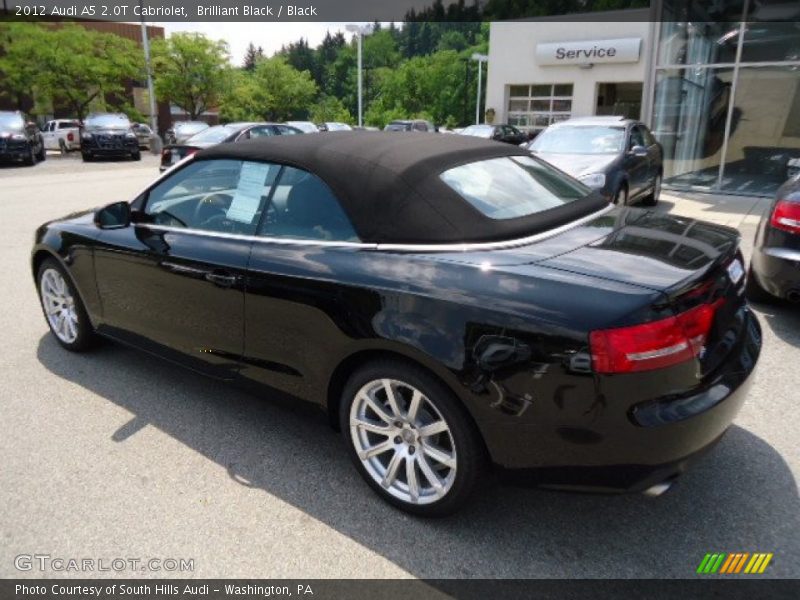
(346, 24, 374, 127)
(139, 1, 159, 151)
(471, 53, 488, 125)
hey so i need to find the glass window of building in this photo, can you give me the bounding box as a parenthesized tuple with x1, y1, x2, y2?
(507, 84, 573, 132)
(652, 0, 800, 196)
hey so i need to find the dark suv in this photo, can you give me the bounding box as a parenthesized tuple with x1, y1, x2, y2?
(80, 113, 141, 161)
(525, 116, 664, 206)
(0, 111, 46, 166)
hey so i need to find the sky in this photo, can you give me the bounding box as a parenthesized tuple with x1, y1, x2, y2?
(161, 22, 373, 66)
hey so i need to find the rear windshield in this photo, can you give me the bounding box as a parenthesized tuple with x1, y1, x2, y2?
(85, 114, 131, 129)
(440, 155, 590, 220)
(175, 122, 208, 134)
(461, 125, 493, 137)
(531, 125, 625, 154)
(185, 125, 236, 144)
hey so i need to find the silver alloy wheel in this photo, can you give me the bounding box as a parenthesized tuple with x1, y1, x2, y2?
(40, 268, 79, 344)
(350, 378, 457, 505)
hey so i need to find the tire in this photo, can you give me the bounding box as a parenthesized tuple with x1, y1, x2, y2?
(36, 144, 46, 162)
(81, 152, 92, 162)
(613, 182, 628, 206)
(37, 258, 95, 352)
(745, 265, 772, 303)
(642, 173, 661, 207)
(24, 145, 36, 166)
(339, 360, 487, 517)
(131, 150, 141, 161)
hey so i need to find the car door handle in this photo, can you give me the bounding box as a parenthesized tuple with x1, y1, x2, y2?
(205, 272, 239, 288)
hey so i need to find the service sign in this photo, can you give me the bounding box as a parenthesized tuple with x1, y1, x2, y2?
(536, 38, 642, 65)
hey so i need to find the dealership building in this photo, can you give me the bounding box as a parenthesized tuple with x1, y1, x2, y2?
(486, 2, 800, 196)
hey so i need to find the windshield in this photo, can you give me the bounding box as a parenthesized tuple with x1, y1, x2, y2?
(461, 125, 493, 138)
(175, 122, 208, 134)
(185, 125, 236, 144)
(0, 113, 25, 130)
(84, 114, 131, 130)
(530, 125, 625, 155)
(440, 155, 590, 220)
(287, 121, 318, 133)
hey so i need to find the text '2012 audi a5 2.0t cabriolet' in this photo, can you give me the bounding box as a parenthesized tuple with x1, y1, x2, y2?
(33, 132, 761, 516)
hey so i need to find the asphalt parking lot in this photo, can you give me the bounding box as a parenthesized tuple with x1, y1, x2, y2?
(1, 153, 798, 579)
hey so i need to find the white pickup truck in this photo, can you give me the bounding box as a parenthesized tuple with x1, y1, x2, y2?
(41, 119, 81, 152)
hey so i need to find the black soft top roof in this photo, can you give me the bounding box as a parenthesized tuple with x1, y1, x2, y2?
(195, 131, 606, 244)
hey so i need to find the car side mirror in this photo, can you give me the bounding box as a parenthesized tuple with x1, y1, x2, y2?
(629, 145, 648, 157)
(94, 201, 131, 229)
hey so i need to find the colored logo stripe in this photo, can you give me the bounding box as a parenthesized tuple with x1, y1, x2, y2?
(698, 552, 773, 574)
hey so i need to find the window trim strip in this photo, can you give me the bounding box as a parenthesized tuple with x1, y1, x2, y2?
(133, 204, 613, 253)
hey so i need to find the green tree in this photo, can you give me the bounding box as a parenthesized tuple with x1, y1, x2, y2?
(151, 33, 230, 120)
(308, 95, 351, 124)
(219, 69, 262, 122)
(242, 42, 264, 71)
(0, 23, 143, 119)
(0, 23, 47, 111)
(251, 56, 317, 120)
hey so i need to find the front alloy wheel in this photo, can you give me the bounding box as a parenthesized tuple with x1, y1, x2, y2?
(341, 361, 485, 516)
(37, 259, 93, 351)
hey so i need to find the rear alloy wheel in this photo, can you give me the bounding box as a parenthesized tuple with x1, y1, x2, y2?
(613, 182, 628, 206)
(643, 174, 661, 207)
(341, 361, 486, 516)
(37, 259, 94, 351)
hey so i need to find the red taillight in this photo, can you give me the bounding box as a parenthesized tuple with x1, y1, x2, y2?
(67, 132, 74, 142)
(590, 300, 722, 374)
(770, 200, 800, 234)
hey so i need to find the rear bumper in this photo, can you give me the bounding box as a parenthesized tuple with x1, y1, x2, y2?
(485, 309, 761, 493)
(751, 245, 800, 299)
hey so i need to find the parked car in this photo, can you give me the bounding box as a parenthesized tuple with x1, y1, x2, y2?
(286, 121, 320, 134)
(319, 122, 353, 132)
(132, 123, 154, 149)
(33, 132, 760, 516)
(165, 121, 209, 145)
(41, 119, 81, 153)
(0, 110, 46, 165)
(384, 119, 436, 132)
(80, 113, 140, 162)
(159, 122, 302, 172)
(460, 124, 527, 145)
(747, 174, 800, 303)
(525, 116, 664, 206)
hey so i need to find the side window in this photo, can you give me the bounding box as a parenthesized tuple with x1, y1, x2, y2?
(413, 121, 427, 131)
(641, 125, 656, 146)
(629, 126, 645, 149)
(144, 159, 280, 236)
(259, 166, 359, 242)
(276, 125, 300, 135)
(247, 126, 274, 139)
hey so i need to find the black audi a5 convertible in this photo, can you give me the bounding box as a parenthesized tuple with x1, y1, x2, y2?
(33, 132, 761, 516)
